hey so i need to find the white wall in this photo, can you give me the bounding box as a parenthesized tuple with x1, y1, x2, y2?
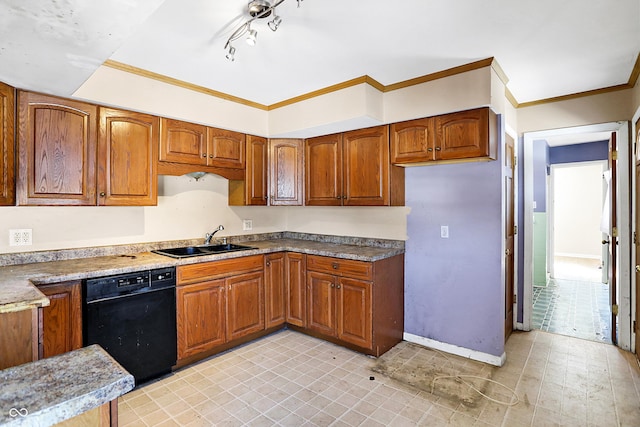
(552, 162, 605, 259)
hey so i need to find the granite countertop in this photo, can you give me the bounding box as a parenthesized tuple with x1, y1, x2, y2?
(0, 345, 134, 427)
(0, 233, 404, 314)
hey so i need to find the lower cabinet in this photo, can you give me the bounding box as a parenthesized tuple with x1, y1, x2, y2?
(305, 254, 404, 356)
(176, 255, 265, 361)
(285, 252, 307, 327)
(38, 281, 82, 358)
(265, 253, 286, 328)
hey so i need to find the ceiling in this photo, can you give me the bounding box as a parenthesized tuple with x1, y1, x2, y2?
(0, 0, 638, 107)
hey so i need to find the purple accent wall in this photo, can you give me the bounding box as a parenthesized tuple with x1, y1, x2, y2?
(533, 140, 549, 212)
(404, 155, 504, 357)
(549, 140, 608, 164)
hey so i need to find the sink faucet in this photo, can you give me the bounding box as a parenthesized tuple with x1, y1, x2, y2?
(204, 225, 224, 245)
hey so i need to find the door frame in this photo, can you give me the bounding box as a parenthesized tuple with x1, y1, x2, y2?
(522, 121, 631, 351)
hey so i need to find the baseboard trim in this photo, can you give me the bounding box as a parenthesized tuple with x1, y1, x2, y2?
(403, 332, 506, 367)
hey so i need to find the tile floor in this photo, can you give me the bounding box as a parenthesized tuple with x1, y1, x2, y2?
(119, 329, 640, 426)
(532, 257, 611, 343)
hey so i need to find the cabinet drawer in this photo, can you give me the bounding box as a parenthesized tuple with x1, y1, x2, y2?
(178, 255, 263, 285)
(306, 255, 372, 281)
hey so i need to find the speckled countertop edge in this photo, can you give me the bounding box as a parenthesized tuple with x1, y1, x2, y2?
(0, 345, 134, 427)
(0, 233, 404, 313)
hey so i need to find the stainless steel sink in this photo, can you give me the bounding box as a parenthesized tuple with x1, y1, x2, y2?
(152, 243, 256, 259)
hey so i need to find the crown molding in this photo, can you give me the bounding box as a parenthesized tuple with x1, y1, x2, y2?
(103, 60, 269, 110)
(104, 53, 640, 111)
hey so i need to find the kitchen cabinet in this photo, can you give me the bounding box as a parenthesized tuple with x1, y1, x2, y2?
(269, 138, 304, 206)
(229, 135, 268, 206)
(0, 81, 15, 206)
(176, 255, 264, 361)
(17, 91, 98, 206)
(285, 252, 306, 327)
(0, 308, 38, 369)
(158, 118, 245, 179)
(305, 126, 404, 206)
(264, 253, 286, 328)
(38, 281, 82, 359)
(159, 118, 207, 166)
(17, 92, 158, 206)
(98, 108, 158, 206)
(391, 107, 497, 165)
(304, 254, 404, 356)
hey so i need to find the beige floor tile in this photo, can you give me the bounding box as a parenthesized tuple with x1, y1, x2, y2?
(116, 329, 640, 427)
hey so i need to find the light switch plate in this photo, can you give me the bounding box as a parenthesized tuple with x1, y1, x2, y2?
(242, 219, 253, 231)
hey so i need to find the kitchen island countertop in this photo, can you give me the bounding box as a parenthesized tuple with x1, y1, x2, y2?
(0, 344, 134, 426)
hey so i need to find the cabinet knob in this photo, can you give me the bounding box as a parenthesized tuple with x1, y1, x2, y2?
(99, 192, 105, 197)
(427, 148, 433, 152)
(264, 196, 268, 200)
(336, 196, 341, 199)
(209, 154, 213, 158)
(266, 261, 270, 266)
(336, 285, 341, 289)
(202, 154, 207, 158)
(332, 263, 338, 269)
(435, 147, 442, 151)
(342, 196, 347, 199)
(331, 284, 335, 288)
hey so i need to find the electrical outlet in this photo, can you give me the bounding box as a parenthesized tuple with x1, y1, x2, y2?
(9, 229, 32, 246)
(440, 226, 449, 239)
(242, 219, 253, 231)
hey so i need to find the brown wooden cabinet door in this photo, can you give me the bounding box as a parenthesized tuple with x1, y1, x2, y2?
(38, 281, 82, 358)
(265, 253, 286, 328)
(0, 309, 37, 369)
(207, 128, 245, 169)
(17, 92, 97, 206)
(435, 108, 490, 160)
(307, 270, 337, 336)
(176, 280, 226, 360)
(286, 252, 307, 327)
(98, 108, 158, 206)
(159, 118, 207, 165)
(226, 271, 265, 341)
(0, 82, 15, 206)
(342, 126, 390, 206)
(337, 277, 372, 349)
(305, 133, 343, 206)
(390, 117, 435, 164)
(245, 135, 268, 205)
(269, 138, 303, 206)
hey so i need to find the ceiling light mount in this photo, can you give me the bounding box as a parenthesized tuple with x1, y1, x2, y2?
(224, 0, 304, 61)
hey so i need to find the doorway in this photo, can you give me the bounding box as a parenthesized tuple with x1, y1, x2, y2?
(531, 160, 611, 343)
(522, 122, 632, 351)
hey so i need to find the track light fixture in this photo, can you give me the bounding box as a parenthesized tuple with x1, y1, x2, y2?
(224, 0, 304, 61)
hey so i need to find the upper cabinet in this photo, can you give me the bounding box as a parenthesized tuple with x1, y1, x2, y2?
(159, 118, 207, 166)
(16, 91, 158, 206)
(98, 108, 158, 206)
(269, 138, 303, 206)
(158, 118, 245, 180)
(306, 126, 404, 206)
(0, 82, 15, 206)
(229, 135, 268, 206)
(17, 92, 98, 206)
(391, 107, 497, 165)
(207, 128, 245, 169)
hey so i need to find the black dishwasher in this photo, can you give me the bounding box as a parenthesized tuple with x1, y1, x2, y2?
(83, 267, 177, 385)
